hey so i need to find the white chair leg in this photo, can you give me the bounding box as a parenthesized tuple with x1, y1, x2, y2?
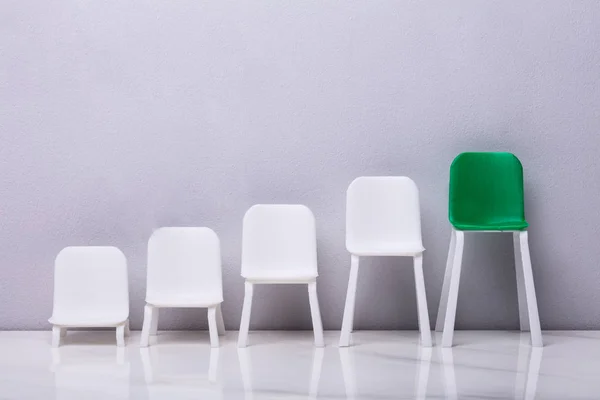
(124, 319, 130, 337)
(340, 255, 359, 347)
(309, 347, 325, 398)
(140, 304, 155, 347)
(208, 306, 220, 348)
(116, 323, 126, 347)
(238, 281, 254, 348)
(308, 281, 325, 347)
(216, 303, 226, 336)
(514, 232, 530, 331)
(413, 254, 432, 347)
(52, 326, 62, 348)
(150, 307, 159, 336)
(441, 230, 464, 348)
(436, 229, 456, 332)
(519, 231, 543, 347)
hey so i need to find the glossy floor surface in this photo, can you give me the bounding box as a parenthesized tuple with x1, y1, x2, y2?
(1, 330, 598, 399)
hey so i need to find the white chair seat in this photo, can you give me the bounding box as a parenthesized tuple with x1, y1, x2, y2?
(146, 295, 222, 308)
(243, 269, 318, 283)
(349, 243, 425, 257)
(49, 316, 127, 327)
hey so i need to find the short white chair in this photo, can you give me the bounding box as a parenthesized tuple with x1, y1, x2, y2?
(238, 204, 324, 348)
(49, 246, 130, 347)
(140, 227, 225, 348)
(339, 177, 432, 347)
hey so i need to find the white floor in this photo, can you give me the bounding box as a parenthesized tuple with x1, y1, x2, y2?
(0, 330, 598, 399)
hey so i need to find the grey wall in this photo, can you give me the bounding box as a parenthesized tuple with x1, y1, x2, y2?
(1, 0, 600, 331)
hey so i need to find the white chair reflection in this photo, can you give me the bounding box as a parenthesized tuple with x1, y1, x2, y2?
(339, 346, 432, 400)
(140, 343, 222, 399)
(238, 346, 324, 399)
(440, 343, 543, 400)
(50, 346, 129, 400)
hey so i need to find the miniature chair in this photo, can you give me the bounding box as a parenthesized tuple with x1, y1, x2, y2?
(49, 246, 130, 347)
(237, 204, 324, 348)
(436, 152, 543, 347)
(140, 227, 225, 348)
(339, 177, 432, 347)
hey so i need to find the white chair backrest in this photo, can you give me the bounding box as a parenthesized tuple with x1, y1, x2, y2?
(52, 246, 129, 321)
(146, 227, 222, 302)
(346, 177, 423, 252)
(241, 205, 317, 276)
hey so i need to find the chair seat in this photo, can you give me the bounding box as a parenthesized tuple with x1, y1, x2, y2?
(49, 315, 127, 327)
(146, 295, 223, 308)
(451, 220, 528, 231)
(243, 269, 318, 283)
(348, 243, 425, 257)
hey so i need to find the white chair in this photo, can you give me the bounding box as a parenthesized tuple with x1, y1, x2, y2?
(49, 246, 130, 348)
(339, 177, 432, 347)
(141, 227, 225, 348)
(238, 204, 324, 348)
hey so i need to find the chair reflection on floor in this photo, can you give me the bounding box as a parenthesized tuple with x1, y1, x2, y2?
(441, 342, 543, 400)
(50, 346, 129, 400)
(140, 344, 222, 398)
(339, 346, 432, 400)
(238, 346, 325, 399)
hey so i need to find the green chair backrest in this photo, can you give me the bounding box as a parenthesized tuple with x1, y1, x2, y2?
(449, 152, 528, 231)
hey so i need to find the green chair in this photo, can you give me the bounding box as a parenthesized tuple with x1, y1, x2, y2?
(435, 152, 542, 347)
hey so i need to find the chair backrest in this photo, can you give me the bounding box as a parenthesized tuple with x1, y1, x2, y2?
(346, 176, 423, 252)
(52, 246, 129, 321)
(449, 152, 526, 228)
(146, 227, 222, 302)
(241, 204, 317, 276)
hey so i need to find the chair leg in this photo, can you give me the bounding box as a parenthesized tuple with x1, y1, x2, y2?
(216, 303, 226, 336)
(339, 255, 359, 347)
(519, 231, 543, 347)
(140, 304, 155, 347)
(208, 306, 220, 348)
(124, 319, 131, 337)
(116, 323, 126, 347)
(52, 326, 62, 348)
(413, 254, 432, 347)
(514, 232, 530, 331)
(308, 281, 325, 347)
(441, 230, 464, 348)
(238, 282, 254, 348)
(436, 229, 456, 332)
(150, 307, 159, 336)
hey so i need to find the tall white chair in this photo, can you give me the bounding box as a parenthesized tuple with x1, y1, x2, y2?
(49, 246, 130, 347)
(140, 227, 225, 348)
(339, 177, 432, 347)
(237, 204, 324, 348)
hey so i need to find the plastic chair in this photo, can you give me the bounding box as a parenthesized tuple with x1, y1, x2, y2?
(339, 177, 432, 347)
(141, 227, 225, 347)
(238, 204, 324, 348)
(436, 152, 543, 347)
(49, 246, 130, 347)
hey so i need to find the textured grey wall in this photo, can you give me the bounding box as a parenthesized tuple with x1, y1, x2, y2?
(1, 1, 600, 331)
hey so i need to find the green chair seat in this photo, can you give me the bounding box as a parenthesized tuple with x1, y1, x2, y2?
(449, 152, 528, 231)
